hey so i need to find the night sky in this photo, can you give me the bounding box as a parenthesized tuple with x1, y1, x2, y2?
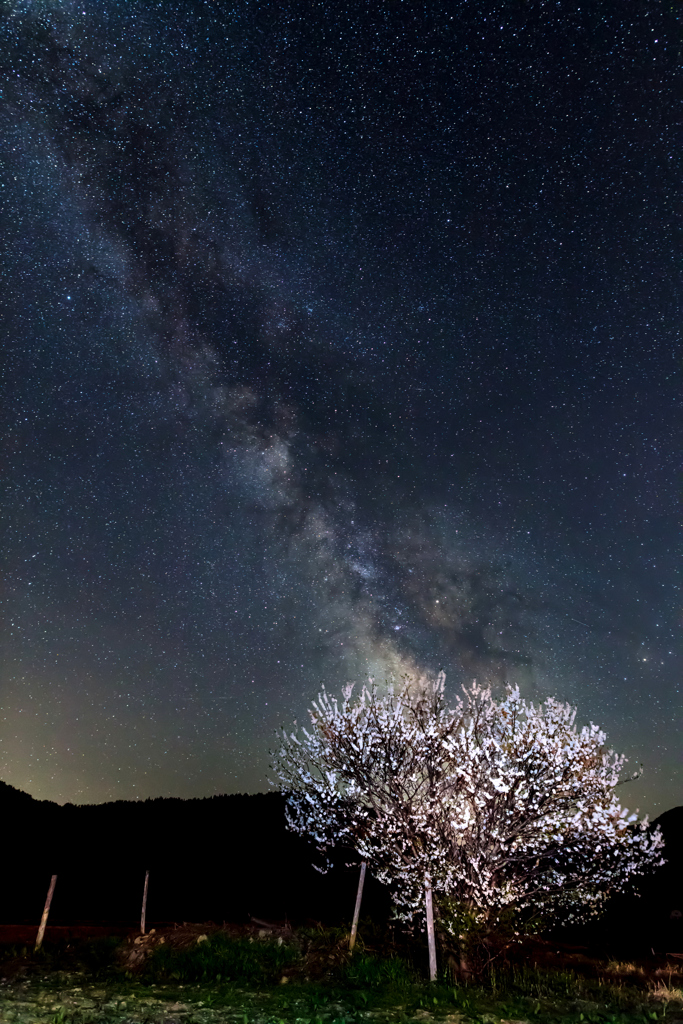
(2, 0, 680, 812)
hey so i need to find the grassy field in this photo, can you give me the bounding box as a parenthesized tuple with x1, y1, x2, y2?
(0, 924, 681, 1024)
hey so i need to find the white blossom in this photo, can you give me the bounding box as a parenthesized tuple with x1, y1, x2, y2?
(272, 676, 664, 929)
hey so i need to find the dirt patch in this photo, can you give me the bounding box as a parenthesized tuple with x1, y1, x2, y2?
(119, 920, 294, 969)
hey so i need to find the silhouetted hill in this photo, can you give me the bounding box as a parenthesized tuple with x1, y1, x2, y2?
(0, 785, 390, 928)
(0, 780, 47, 809)
(654, 805, 683, 858)
(555, 805, 683, 955)
(1, 783, 680, 955)
(643, 805, 683, 950)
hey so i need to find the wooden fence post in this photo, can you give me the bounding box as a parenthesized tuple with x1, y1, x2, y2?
(141, 869, 150, 935)
(35, 875, 57, 951)
(424, 873, 437, 982)
(349, 861, 367, 952)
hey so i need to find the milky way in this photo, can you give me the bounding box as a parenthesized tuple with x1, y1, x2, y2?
(1, 0, 680, 810)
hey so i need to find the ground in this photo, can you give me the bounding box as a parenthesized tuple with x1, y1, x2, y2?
(0, 923, 681, 1024)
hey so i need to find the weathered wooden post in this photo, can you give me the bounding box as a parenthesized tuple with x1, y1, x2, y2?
(349, 861, 367, 952)
(35, 875, 57, 951)
(424, 873, 437, 982)
(140, 869, 150, 935)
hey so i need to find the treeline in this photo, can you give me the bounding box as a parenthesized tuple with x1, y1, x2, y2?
(1, 780, 681, 955)
(0, 782, 390, 928)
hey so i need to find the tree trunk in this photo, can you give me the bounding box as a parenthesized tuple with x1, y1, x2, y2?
(424, 873, 437, 982)
(349, 861, 367, 951)
(140, 869, 150, 935)
(35, 875, 57, 951)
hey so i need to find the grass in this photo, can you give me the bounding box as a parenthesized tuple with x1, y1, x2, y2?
(142, 932, 300, 984)
(0, 935, 123, 980)
(0, 927, 681, 1024)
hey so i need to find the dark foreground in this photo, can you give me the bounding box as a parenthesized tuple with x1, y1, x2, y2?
(0, 923, 682, 1024)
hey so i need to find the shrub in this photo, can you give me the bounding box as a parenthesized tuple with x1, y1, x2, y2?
(143, 934, 300, 985)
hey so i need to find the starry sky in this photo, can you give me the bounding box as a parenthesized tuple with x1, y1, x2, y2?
(1, 0, 680, 811)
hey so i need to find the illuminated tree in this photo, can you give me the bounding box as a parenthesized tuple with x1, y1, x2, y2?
(273, 676, 664, 978)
